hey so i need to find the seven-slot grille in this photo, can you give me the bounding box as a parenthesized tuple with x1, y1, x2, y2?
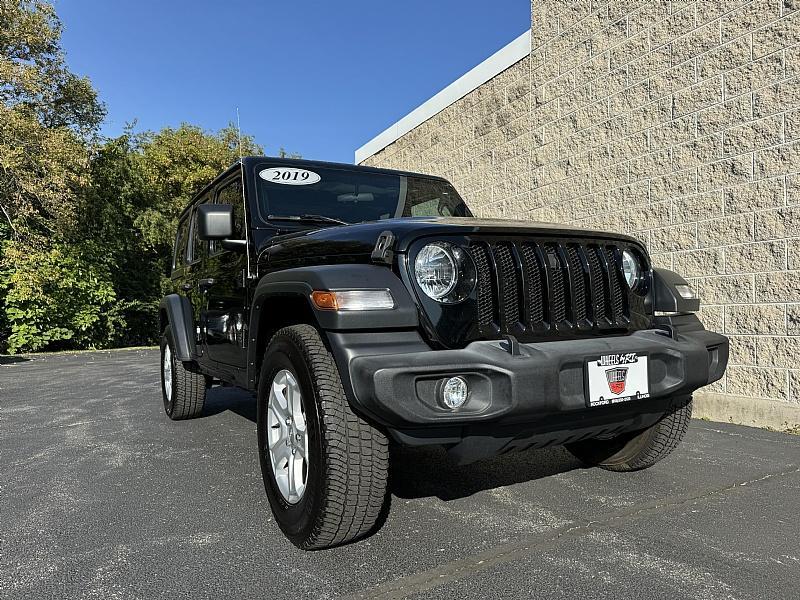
(468, 239, 630, 336)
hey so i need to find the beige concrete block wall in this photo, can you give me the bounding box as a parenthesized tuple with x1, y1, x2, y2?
(361, 57, 532, 218)
(361, 0, 800, 430)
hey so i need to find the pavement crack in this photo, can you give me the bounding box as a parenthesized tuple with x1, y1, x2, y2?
(344, 465, 800, 600)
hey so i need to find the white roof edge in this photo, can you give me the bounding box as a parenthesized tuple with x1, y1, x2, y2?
(355, 29, 531, 164)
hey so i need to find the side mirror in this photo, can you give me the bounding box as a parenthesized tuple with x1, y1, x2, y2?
(197, 204, 233, 240)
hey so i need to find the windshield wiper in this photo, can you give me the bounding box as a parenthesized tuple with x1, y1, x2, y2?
(267, 214, 350, 226)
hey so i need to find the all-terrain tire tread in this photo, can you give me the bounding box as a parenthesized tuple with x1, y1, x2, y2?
(270, 325, 388, 549)
(607, 399, 692, 471)
(163, 330, 206, 420)
(599, 399, 692, 472)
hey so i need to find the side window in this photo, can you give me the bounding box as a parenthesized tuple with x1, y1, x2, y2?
(210, 179, 244, 256)
(410, 197, 442, 217)
(187, 195, 214, 263)
(173, 217, 190, 270)
(405, 178, 463, 217)
(189, 210, 199, 263)
(217, 179, 245, 237)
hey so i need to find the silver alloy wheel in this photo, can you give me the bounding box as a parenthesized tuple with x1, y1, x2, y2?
(267, 369, 309, 504)
(162, 344, 173, 401)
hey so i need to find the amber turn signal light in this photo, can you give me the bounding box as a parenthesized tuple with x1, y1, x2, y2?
(310, 289, 395, 311)
(310, 291, 338, 310)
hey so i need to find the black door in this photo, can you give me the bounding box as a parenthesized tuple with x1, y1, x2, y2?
(170, 213, 196, 342)
(185, 199, 209, 355)
(202, 177, 248, 367)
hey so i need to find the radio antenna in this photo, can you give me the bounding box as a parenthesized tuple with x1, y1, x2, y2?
(236, 107, 253, 278)
(236, 107, 244, 163)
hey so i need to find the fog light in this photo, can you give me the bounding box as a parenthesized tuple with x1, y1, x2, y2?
(441, 376, 468, 409)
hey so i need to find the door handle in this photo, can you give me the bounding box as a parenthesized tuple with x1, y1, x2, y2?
(181, 283, 193, 291)
(198, 278, 216, 290)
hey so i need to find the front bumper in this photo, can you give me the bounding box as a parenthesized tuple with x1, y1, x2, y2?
(328, 319, 728, 432)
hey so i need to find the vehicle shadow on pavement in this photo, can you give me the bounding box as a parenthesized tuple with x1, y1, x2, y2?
(203, 386, 257, 422)
(0, 355, 30, 365)
(199, 386, 585, 502)
(390, 444, 583, 501)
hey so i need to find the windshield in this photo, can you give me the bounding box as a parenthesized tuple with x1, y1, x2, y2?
(254, 164, 472, 225)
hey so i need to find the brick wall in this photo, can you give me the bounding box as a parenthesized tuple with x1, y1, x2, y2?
(361, 0, 800, 428)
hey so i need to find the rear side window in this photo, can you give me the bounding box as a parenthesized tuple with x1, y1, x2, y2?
(173, 217, 190, 270)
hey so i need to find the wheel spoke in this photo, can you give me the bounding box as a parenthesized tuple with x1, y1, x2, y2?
(274, 469, 289, 500)
(268, 427, 283, 450)
(293, 439, 306, 460)
(287, 376, 301, 419)
(267, 401, 285, 430)
(273, 443, 291, 467)
(294, 410, 306, 434)
(287, 454, 297, 498)
(270, 382, 289, 419)
(295, 453, 307, 499)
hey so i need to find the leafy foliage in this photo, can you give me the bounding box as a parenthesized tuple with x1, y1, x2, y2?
(76, 125, 262, 347)
(0, 1, 273, 353)
(0, 0, 104, 240)
(0, 0, 104, 134)
(1, 241, 119, 352)
(132, 123, 261, 258)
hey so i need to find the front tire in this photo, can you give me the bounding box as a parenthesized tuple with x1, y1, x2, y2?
(566, 396, 692, 472)
(160, 328, 207, 420)
(257, 324, 389, 550)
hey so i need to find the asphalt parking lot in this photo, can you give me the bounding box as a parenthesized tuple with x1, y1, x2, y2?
(1, 348, 799, 599)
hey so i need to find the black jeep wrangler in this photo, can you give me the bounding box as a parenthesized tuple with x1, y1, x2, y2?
(160, 157, 728, 549)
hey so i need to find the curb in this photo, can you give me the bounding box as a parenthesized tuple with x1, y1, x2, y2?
(693, 391, 800, 433)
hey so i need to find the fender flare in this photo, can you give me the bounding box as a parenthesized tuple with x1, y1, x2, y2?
(652, 268, 700, 313)
(246, 264, 419, 384)
(160, 294, 196, 362)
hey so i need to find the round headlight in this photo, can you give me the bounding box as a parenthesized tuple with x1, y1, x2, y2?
(621, 249, 642, 290)
(414, 242, 475, 303)
(415, 242, 457, 300)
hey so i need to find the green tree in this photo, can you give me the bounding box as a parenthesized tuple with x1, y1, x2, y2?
(132, 123, 261, 258)
(0, 0, 104, 240)
(0, 1, 277, 353)
(74, 124, 262, 347)
(1, 242, 120, 353)
(0, 0, 108, 352)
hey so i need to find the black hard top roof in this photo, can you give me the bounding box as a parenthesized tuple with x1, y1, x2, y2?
(179, 156, 449, 219)
(240, 156, 449, 180)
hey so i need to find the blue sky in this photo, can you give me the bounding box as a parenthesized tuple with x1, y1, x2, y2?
(56, 0, 528, 163)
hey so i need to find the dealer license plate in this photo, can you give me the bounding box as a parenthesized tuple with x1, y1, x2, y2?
(586, 353, 649, 407)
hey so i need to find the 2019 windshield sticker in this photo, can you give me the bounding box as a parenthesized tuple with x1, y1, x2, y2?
(259, 167, 321, 185)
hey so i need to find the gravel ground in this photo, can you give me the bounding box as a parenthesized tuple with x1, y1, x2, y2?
(1, 348, 798, 599)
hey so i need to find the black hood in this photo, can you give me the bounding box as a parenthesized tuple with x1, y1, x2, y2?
(256, 216, 644, 266)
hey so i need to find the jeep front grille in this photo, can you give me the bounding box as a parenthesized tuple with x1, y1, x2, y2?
(467, 239, 630, 337)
